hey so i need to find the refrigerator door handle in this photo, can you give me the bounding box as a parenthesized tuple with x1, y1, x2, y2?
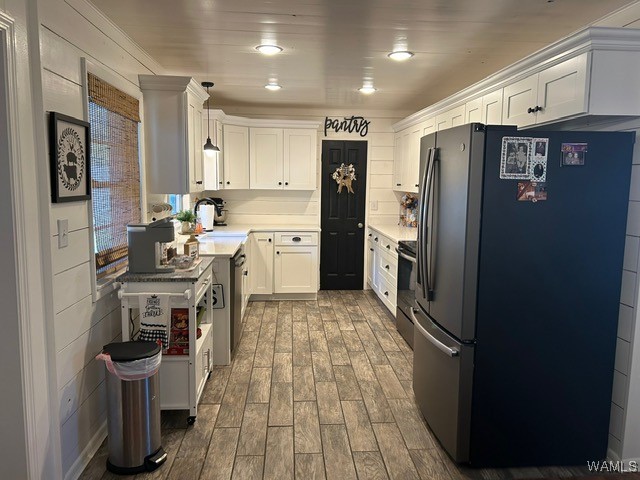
(418, 147, 433, 301)
(411, 308, 459, 357)
(424, 148, 438, 301)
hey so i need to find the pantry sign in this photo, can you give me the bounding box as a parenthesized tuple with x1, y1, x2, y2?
(324, 116, 371, 137)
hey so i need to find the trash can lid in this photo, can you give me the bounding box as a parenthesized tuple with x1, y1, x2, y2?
(102, 341, 161, 362)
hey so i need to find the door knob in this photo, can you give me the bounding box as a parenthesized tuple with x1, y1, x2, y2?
(357, 223, 363, 228)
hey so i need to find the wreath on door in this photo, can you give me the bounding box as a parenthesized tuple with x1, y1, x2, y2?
(332, 163, 356, 194)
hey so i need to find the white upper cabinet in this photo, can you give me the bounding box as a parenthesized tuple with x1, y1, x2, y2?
(250, 128, 317, 190)
(223, 124, 250, 189)
(481, 90, 504, 124)
(436, 105, 465, 131)
(393, 132, 403, 190)
(503, 53, 588, 127)
(284, 129, 317, 190)
(203, 115, 224, 191)
(139, 75, 209, 194)
(250, 128, 284, 189)
(422, 117, 436, 136)
(465, 98, 483, 124)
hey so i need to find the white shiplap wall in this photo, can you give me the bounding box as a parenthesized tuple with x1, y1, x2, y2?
(38, 0, 162, 477)
(205, 108, 405, 226)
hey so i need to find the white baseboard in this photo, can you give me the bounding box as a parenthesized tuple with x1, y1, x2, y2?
(64, 421, 107, 480)
(249, 293, 317, 301)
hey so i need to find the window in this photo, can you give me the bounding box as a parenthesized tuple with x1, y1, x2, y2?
(88, 73, 141, 280)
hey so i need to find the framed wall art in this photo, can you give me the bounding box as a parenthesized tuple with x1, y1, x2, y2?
(48, 112, 91, 203)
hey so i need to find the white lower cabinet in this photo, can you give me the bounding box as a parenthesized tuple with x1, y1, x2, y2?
(366, 228, 398, 314)
(250, 231, 319, 296)
(274, 246, 319, 293)
(251, 232, 274, 295)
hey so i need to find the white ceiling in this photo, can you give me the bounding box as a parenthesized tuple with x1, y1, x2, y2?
(89, 0, 637, 113)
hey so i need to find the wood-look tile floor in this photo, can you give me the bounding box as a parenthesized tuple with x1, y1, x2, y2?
(81, 290, 635, 480)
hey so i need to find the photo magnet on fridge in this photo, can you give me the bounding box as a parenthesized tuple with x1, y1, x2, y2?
(561, 142, 587, 166)
(500, 137, 533, 180)
(517, 181, 548, 202)
(530, 138, 549, 182)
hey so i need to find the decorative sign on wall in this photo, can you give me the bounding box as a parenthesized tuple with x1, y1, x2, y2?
(324, 116, 371, 137)
(48, 111, 92, 203)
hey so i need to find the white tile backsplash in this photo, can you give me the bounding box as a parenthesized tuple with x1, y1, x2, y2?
(624, 235, 640, 272)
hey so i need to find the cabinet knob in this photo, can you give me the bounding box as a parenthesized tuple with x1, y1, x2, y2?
(276, 251, 280, 255)
(374, 237, 378, 242)
(226, 181, 230, 185)
(386, 245, 390, 249)
(385, 265, 390, 270)
(292, 237, 301, 242)
(415, 184, 419, 187)
(285, 182, 289, 186)
(196, 181, 203, 185)
(384, 291, 389, 296)
(534, 105, 543, 113)
(527, 107, 535, 114)
(278, 182, 282, 185)
(369, 248, 374, 252)
(219, 181, 223, 185)
(396, 183, 402, 187)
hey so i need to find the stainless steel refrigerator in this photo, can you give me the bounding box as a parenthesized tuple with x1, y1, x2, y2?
(412, 123, 634, 467)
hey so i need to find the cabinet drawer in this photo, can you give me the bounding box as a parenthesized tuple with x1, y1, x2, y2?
(377, 248, 398, 284)
(377, 275, 397, 313)
(275, 232, 318, 246)
(195, 264, 213, 301)
(378, 235, 397, 257)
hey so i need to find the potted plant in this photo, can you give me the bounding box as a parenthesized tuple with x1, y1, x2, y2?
(175, 210, 196, 234)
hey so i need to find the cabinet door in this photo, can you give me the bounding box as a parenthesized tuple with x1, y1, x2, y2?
(367, 243, 375, 288)
(203, 118, 223, 190)
(250, 128, 284, 189)
(482, 89, 503, 124)
(191, 101, 204, 192)
(465, 98, 483, 124)
(450, 105, 465, 127)
(284, 129, 317, 190)
(274, 246, 319, 293)
(223, 125, 250, 189)
(422, 117, 436, 136)
(400, 129, 412, 191)
(536, 53, 589, 124)
(404, 125, 422, 194)
(435, 112, 451, 131)
(502, 75, 538, 127)
(186, 96, 197, 192)
(393, 132, 404, 191)
(251, 233, 274, 294)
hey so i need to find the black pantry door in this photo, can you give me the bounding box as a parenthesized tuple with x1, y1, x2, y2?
(320, 140, 367, 290)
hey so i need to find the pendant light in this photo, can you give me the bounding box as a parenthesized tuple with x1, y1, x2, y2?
(201, 81, 219, 157)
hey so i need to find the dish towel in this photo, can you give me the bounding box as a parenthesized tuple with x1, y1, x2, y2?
(138, 294, 170, 347)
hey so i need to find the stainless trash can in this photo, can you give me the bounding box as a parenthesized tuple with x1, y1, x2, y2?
(101, 341, 166, 474)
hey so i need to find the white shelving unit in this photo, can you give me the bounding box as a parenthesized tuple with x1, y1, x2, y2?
(118, 261, 214, 425)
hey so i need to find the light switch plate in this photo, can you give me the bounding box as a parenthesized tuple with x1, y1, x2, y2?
(57, 219, 69, 248)
(370, 200, 378, 211)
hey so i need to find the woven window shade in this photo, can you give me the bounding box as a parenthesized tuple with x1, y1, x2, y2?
(88, 73, 141, 279)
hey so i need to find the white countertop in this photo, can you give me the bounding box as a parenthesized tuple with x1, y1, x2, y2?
(197, 236, 246, 257)
(202, 224, 321, 237)
(368, 223, 418, 243)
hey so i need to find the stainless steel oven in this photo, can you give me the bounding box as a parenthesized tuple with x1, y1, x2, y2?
(396, 240, 417, 348)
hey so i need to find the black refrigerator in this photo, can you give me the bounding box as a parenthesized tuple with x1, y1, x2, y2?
(411, 123, 634, 467)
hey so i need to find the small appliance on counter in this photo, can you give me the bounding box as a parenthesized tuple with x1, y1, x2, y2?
(194, 197, 227, 229)
(127, 218, 176, 274)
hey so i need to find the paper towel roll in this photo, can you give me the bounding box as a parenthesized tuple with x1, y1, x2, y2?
(199, 205, 216, 231)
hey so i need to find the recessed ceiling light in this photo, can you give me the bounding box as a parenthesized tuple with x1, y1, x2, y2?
(256, 44, 283, 55)
(388, 50, 414, 61)
(265, 83, 282, 91)
(358, 86, 377, 95)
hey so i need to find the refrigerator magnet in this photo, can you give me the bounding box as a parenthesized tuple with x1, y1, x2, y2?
(517, 181, 548, 202)
(530, 138, 549, 182)
(500, 137, 533, 180)
(561, 143, 587, 166)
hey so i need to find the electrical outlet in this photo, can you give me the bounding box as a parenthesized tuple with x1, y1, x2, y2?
(370, 200, 378, 211)
(57, 219, 69, 248)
